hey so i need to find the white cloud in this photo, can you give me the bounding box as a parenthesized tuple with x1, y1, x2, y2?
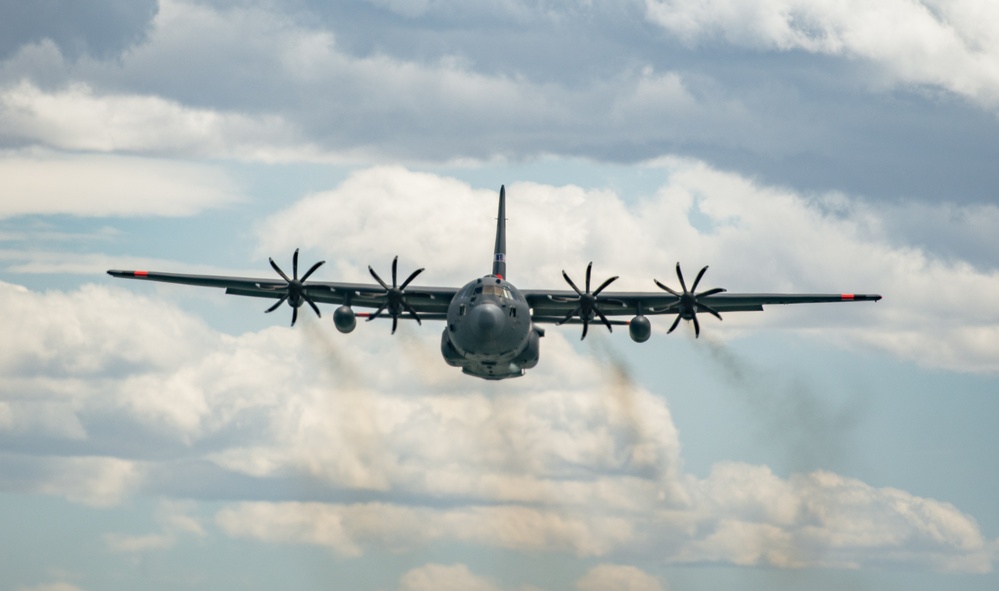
(0, 149, 240, 218)
(26, 456, 143, 507)
(0, 81, 322, 162)
(104, 499, 205, 553)
(672, 463, 993, 572)
(575, 564, 667, 591)
(0, 274, 992, 571)
(18, 583, 87, 591)
(0, 1, 728, 164)
(217, 501, 637, 558)
(645, 0, 999, 109)
(396, 563, 530, 591)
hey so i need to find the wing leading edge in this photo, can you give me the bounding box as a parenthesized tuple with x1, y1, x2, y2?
(106, 269, 457, 318)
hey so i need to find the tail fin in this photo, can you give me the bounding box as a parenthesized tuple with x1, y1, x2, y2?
(492, 185, 507, 279)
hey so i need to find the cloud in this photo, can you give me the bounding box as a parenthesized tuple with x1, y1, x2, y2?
(575, 564, 667, 591)
(0, 274, 992, 571)
(18, 583, 87, 591)
(0, 0, 157, 61)
(673, 463, 993, 572)
(396, 563, 531, 591)
(0, 81, 320, 162)
(0, 454, 144, 507)
(0, 1, 725, 164)
(104, 499, 205, 553)
(0, 149, 240, 218)
(645, 0, 999, 110)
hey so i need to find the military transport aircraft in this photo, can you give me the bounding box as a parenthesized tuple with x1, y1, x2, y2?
(108, 186, 881, 380)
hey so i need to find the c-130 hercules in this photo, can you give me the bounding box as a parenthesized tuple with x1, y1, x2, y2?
(109, 186, 881, 380)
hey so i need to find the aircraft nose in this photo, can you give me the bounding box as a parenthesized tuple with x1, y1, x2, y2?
(471, 302, 504, 336)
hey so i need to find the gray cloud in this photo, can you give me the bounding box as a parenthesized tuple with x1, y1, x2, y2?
(0, 0, 157, 60)
(3, 0, 998, 204)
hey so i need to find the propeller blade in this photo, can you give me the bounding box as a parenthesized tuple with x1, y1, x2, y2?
(292, 248, 300, 280)
(594, 306, 613, 332)
(675, 262, 688, 293)
(562, 270, 583, 296)
(265, 294, 288, 313)
(556, 306, 582, 326)
(581, 316, 590, 340)
(291, 306, 298, 327)
(368, 266, 389, 290)
(399, 267, 425, 291)
(269, 258, 292, 283)
(696, 301, 723, 321)
(391, 316, 398, 335)
(391, 256, 398, 287)
(300, 260, 326, 282)
(401, 300, 423, 325)
(305, 295, 322, 318)
(593, 275, 619, 296)
(692, 314, 701, 338)
(585, 261, 593, 293)
(667, 314, 682, 334)
(367, 302, 388, 321)
(654, 279, 681, 297)
(691, 265, 708, 293)
(698, 287, 727, 297)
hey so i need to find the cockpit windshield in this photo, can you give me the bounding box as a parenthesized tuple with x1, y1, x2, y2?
(482, 284, 513, 299)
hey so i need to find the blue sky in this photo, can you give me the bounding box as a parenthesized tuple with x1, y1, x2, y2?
(1, 1, 998, 590)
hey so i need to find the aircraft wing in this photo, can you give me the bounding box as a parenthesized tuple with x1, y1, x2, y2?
(524, 289, 882, 322)
(106, 269, 456, 319)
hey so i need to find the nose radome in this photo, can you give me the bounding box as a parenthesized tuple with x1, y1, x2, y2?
(472, 302, 504, 335)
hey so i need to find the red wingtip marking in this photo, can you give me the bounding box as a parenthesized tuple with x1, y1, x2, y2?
(496, 274, 504, 280)
(841, 294, 855, 300)
(134, 271, 148, 277)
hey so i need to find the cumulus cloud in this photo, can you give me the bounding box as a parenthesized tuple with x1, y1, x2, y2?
(0, 272, 993, 572)
(2, 163, 997, 573)
(18, 583, 87, 591)
(0, 150, 240, 218)
(0, 81, 321, 162)
(0, 1, 729, 164)
(104, 499, 205, 553)
(645, 0, 999, 109)
(0, 0, 157, 61)
(576, 564, 667, 591)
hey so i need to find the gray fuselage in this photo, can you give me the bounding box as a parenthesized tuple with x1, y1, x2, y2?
(440, 275, 540, 379)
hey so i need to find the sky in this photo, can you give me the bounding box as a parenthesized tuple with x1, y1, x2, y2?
(1, 1, 998, 590)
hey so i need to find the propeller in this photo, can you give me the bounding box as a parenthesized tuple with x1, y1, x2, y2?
(264, 248, 325, 326)
(654, 263, 726, 338)
(556, 261, 619, 340)
(366, 256, 425, 334)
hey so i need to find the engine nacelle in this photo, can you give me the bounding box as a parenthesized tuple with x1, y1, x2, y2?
(629, 315, 652, 343)
(333, 305, 356, 333)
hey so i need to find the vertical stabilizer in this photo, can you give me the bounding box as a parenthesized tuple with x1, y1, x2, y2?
(492, 186, 507, 279)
